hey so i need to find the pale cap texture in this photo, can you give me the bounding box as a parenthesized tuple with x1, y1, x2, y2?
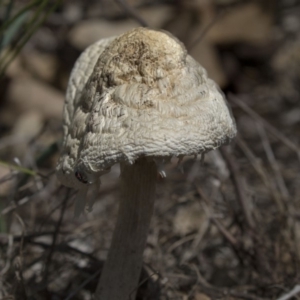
(56, 28, 236, 188)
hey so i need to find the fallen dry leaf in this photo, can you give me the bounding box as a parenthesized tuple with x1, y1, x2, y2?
(194, 292, 211, 300)
(6, 77, 64, 120)
(68, 19, 137, 50)
(173, 202, 206, 236)
(206, 3, 273, 45)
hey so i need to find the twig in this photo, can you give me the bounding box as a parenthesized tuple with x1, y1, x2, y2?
(0, 171, 18, 185)
(180, 217, 210, 264)
(256, 123, 290, 203)
(236, 137, 284, 213)
(36, 187, 73, 231)
(228, 291, 269, 300)
(0, 231, 69, 245)
(2, 197, 30, 215)
(114, 0, 148, 27)
(277, 285, 300, 300)
(229, 95, 300, 162)
(190, 264, 268, 300)
(129, 270, 160, 300)
(64, 269, 102, 300)
(167, 233, 197, 253)
(25, 240, 100, 262)
(195, 185, 239, 247)
(0, 234, 13, 276)
(13, 213, 27, 300)
(188, 9, 227, 51)
(2, 183, 61, 216)
(191, 263, 213, 289)
(220, 146, 256, 230)
(13, 257, 28, 300)
(42, 188, 70, 284)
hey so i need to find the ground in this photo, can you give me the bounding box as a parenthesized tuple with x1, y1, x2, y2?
(0, 0, 300, 299)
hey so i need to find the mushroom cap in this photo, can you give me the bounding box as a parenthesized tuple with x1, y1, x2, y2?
(56, 28, 236, 188)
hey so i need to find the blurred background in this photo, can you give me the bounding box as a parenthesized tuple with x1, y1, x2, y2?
(0, 0, 300, 299)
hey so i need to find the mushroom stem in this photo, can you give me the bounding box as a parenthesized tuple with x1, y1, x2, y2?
(95, 158, 157, 300)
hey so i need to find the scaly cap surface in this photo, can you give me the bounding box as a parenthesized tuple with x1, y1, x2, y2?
(56, 28, 236, 188)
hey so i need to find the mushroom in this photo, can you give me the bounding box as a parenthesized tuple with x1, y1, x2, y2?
(56, 28, 236, 300)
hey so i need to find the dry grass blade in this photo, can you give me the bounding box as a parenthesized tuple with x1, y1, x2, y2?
(256, 123, 290, 203)
(229, 95, 300, 162)
(277, 285, 300, 300)
(220, 146, 255, 230)
(64, 269, 102, 300)
(236, 137, 284, 212)
(188, 9, 227, 51)
(114, 0, 148, 27)
(195, 185, 239, 247)
(42, 188, 70, 284)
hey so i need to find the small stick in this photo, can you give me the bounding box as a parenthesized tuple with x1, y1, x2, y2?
(236, 137, 284, 212)
(13, 214, 27, 300)
(13, 256, 28, 300)
(229, 95, 300, 162)
(64, 269, 102, 300)
(220, 147, 256, 230)
(191, 264, 268, 300)
(0, 231, 68, 245)
(168, 233, 197, 253)
(277, 285, 300, 300)
(27, 240, 100, 263)
(2, 197, 30, 215)
(42, 188, 70, 284)
(188, 9, 227, 51)
(195, 186, 239, 247)
(114, 0, 148, 27)
(181, 218, 210, 263)
(256, 123, 290, 203)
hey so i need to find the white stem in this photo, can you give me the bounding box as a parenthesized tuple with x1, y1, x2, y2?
(95, 158, 157, 300)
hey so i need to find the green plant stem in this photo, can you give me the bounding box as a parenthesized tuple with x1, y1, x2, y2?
(0, 0, 48, 74)
(0, 0, 15, 49)
(0, 0, 38, 35)
(0, 160, 36, 176)
(0, 0, 62, 76)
